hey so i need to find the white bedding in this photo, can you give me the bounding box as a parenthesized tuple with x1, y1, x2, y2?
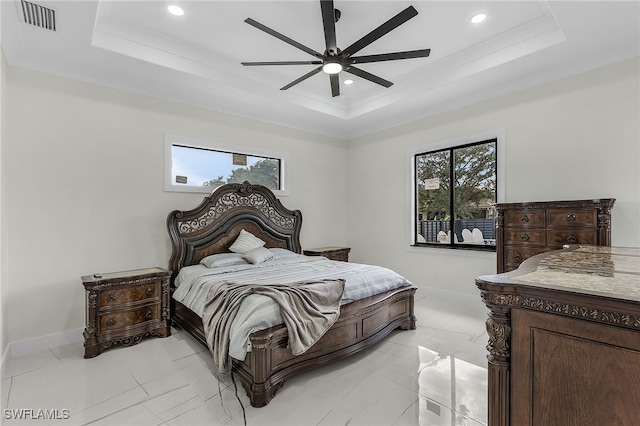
(172, 251, 412, 360)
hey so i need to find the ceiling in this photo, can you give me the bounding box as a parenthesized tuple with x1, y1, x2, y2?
(2, 1, 639, 139)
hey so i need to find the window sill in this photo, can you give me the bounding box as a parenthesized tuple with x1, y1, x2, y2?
(408, 244, 496, 259)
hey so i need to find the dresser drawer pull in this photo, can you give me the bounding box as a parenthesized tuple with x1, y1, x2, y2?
(566, 234, 577, 243)
(521, 233, 530, 241)
(566, 214, 576, 223)
(107, 294, 118, 302)
(106, 318, 116, 327)
(514, 253, 523, 261)
(145, 309, 153, 320)
(521, 215, 529, 223)
(146, 288, 154, 297)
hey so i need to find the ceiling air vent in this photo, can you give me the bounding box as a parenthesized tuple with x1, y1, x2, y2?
(21, 0, 56, 31)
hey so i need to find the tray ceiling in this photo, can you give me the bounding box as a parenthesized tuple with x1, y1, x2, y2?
(2, 1, 639, 139)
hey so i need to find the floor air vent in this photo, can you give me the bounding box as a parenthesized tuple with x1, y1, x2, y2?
(21, 0, 56, 31)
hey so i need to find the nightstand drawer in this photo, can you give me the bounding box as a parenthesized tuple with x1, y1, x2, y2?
(504, 229, 545, 245)
(99, 304, 160, 333)
(100, 282, 160, 308)
(303, 246, 350, 262)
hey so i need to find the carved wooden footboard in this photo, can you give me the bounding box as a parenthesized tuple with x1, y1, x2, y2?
(167, 182, 417, 407)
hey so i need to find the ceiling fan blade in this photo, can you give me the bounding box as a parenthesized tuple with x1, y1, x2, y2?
(345, 66, 393, 88)
(351, 48, 431, 64)
(320, 0, 338, 56)
(280, 66, 323, 90)
(242, 61, 323, 66)
(330, 73, 340, 97)
(245, 18, 323, 59)
(342, 6, 418, 57)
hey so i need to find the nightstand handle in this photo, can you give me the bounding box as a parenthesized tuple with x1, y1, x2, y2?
(145, 309, 153, 319)
(146, 288, 153, 297)
(107, 294, 117, 302)
(106, 318, 116, 327)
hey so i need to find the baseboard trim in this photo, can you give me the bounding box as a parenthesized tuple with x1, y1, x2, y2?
(8, 327, 84, 359)
(1, 344, 9, 377)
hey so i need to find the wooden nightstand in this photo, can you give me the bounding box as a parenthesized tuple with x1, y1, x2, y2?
(82, 267, 171, 358)
(303, 246, 351, 262)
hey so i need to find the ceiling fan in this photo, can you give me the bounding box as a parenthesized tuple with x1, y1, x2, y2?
(241, 0, 431, 97)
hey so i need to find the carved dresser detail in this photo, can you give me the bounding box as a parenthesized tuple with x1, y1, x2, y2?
(303, 246, 351, 262)
(82, 267, 171, 358)
(477, 245, 640, 426)
(494, 198, 614, 273)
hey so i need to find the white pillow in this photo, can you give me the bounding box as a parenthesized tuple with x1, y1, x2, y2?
(229, 229, 266, 254)
(200, 253, 248, 268)
(243, 246, 275, 264)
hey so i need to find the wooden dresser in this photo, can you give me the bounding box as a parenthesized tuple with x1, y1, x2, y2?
(82, 267, 171, 358)
(495, 199, 614, 273)
(476, 245, 640, 426)
(303, 246, 351, 262)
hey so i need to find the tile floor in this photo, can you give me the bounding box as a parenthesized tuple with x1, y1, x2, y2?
(1, 287, 489, 426)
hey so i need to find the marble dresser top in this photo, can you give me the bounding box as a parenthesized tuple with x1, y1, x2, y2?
(509, 245, 640, 302)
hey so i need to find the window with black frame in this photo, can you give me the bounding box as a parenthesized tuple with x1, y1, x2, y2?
(414, 139, 497, 249)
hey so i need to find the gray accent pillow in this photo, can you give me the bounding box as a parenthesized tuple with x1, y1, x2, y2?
(243, 246, 275, 264)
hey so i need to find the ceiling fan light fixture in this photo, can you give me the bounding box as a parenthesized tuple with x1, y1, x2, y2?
(322, 62, 343, 74)
(241, 2, 431, 96)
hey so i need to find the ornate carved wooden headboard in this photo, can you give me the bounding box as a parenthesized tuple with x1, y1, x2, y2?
(166, 181, 302, 286)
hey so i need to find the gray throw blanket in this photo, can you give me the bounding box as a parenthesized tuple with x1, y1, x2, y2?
(202, 279, 346, 374)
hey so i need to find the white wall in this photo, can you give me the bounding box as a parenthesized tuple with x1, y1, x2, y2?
(3, 66, 348, 344)
(0, 43, 7, 363)
(347, 58, 640, 295)
(3, 56, 639, 351)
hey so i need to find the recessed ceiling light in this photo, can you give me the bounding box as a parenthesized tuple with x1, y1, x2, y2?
(471, 13, 486, 24)
(344, 79, 354, 85)
(168, 5, 184, 16)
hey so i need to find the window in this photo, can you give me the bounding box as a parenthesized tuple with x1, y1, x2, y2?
(413, 138, 497, 250)
(165, 135, 288, 195)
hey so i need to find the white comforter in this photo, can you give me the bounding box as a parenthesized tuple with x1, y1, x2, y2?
(173, 252, 412, 360)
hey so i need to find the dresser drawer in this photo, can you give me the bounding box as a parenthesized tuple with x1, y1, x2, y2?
(504, 211, 545, 227)
(504, 229, 545, 245)
(546, 230, 598, 246)
(547, 209, 597, 227)
(100, 282, 160, 308)
(98, 304, 160, 333)
(504, 247, 549, 270)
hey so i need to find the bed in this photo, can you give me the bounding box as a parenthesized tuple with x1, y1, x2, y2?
(166, 181, 417, 407)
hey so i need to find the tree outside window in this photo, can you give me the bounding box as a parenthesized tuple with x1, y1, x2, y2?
(172, 144, 281, 191)
(415, 139, 497, 248)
